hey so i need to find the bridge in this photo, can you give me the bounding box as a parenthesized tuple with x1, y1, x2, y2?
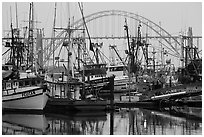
(2, 9, 202, 69)
(40, 10, 201, 68)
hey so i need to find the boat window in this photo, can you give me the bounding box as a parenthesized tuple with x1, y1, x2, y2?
(2, 66, 9, 70)
(2, 90, 8, 96)
(25, 80, 29, 86)
(8, 90, 15, 95)
(32, 80, 36, 85)
(110, 66, 124, 71)
(2, 83, 5, 90)
(6, 83, 12, 90)
(116, 66, 124, 71)
(37, 80, 41, 84)
(61, 85, 65, 91)
(19, 81, 23, 87)
(13, 82, 19, 89)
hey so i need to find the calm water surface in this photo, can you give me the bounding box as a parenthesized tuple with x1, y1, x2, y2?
(2, 107, 202, 135)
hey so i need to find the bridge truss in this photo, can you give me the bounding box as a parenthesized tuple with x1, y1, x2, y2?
(39, 10, 201, 67)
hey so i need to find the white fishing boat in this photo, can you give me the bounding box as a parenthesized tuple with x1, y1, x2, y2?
(2, 7, 49, 110)
(94, 65, 136, 93)
(2, 70, 49, 110)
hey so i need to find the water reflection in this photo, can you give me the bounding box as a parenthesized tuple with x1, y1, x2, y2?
(2, 113, 49, 135)
(2, 107, 202, 135)
(46, 111, 107, 135)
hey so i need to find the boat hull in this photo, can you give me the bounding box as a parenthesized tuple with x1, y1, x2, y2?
(2, 87, 49, 110)
(73, 100, 107, 111)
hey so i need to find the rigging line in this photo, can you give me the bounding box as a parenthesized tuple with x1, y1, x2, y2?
(139, 52, 144, 64)
(70, 42, 77, 59)
(2, 48, 10, 56)
(54, 33, 68, 66)
(151, 46, 179, 58)
(77, 2, 97, 61)
(98, 49, 107, 64)
(124, 55, 128, 63)
(197, 50, 202, 54)
(158, 41, 178, 56)
(82, 43, 94, 64)
(54, 45, 63, 66)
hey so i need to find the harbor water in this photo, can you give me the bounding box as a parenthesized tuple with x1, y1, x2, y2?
(2, 107, 202, 135)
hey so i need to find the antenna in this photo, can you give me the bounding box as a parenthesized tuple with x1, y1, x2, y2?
(67, 2, 70, 22)
(10, 6, 12, 25)
(15, 2, 18, 29)
(52, 2, 57, 68)
(27, 2, 34, 70)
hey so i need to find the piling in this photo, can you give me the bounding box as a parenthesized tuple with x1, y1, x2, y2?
(109, 75, 115, 110)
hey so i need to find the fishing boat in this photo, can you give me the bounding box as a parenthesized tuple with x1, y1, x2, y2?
(2, 68, 49, 110)
(85, 63, 136, 94)
(2, 3, 49, 110)
(104, 65, 135, 93)
(44, 70, 108, 111)
(2, 50, 49, 111)
(44, 3, 108, 111)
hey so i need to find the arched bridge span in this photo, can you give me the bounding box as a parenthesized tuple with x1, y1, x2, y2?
(44, 10, 181, 63)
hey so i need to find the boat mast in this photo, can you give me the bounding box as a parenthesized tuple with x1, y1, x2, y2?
(124, 18, 131, 67)
(67, 18, 71, 79)
(7, 5, 24, 70)
(124, 19, 131, 102)
(78, 2, 87, 99)
(78, 2, 97, 63)
(15, 2, 18, 29)
(14, 2, 21, 69)
(10, 17, 15, 66)
(52, 3, 57, 68)
(27, 2, 34, 70)
(9, 6, 17, 68)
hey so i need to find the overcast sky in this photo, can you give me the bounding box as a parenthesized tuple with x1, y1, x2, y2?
(2, 2, 202, 37)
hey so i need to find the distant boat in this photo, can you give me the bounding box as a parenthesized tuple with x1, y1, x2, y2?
(106, 65, 135, 92)
(86, 64, 136, 93)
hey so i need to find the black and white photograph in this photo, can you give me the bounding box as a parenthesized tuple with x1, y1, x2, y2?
(1, 1, 202, 135)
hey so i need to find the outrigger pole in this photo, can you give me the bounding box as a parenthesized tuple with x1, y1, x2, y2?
(78, 2, 97, 62)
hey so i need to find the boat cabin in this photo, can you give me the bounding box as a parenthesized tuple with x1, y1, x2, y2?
(2, 77, 43, 94)
(2, 64, 13, 71)
(106, 65, 127, 77)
